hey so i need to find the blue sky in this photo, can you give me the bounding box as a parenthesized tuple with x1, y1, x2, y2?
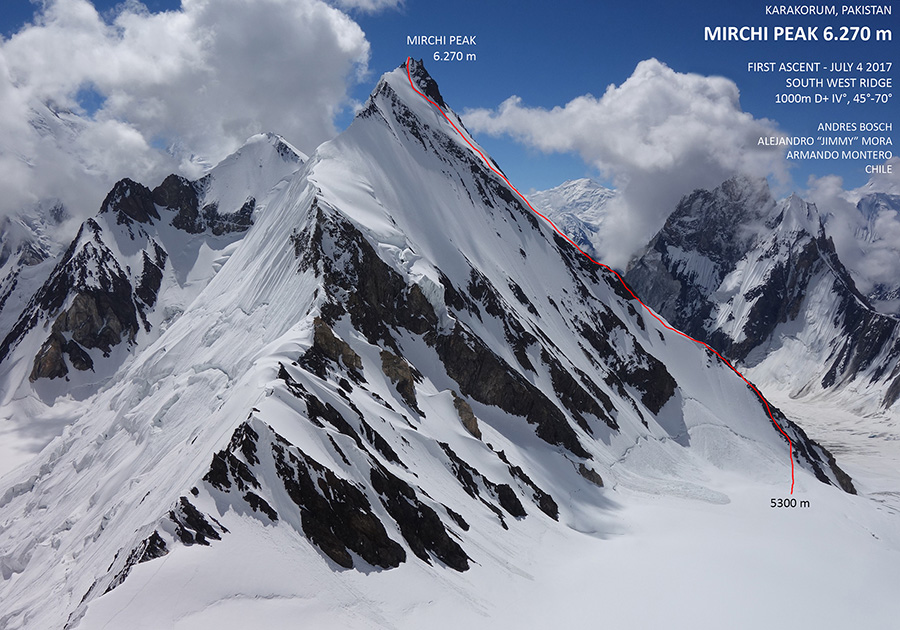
(1, 0, 895, 200)
(352, 0, 896, 192)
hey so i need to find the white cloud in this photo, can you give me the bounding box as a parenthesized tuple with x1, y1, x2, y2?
(329, 0, 404, 11)
(806, 158, 900, 308)
(464, 59, 787, 268)
(0, 0, 372, 220)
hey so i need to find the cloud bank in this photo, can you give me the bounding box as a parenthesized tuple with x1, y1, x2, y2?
(464, 59, 787, 267)
(0, 0, 372, 221)
(806, 158, 900, 310)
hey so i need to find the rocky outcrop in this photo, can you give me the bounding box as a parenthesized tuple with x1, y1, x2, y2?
(314, 317, 362, 370)
(152, 173, 255, 236)
(28, 288, 139, 381)
(29, 335, 68, 380)
(452, 391, 481, 439)
(577, 463, 604, 487)
(380, 350, 420, 413)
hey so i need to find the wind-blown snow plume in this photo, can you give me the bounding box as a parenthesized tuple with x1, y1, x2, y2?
(464, 59, 786, 268)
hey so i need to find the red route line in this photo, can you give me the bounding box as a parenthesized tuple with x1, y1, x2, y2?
(405, 57, 796, 494)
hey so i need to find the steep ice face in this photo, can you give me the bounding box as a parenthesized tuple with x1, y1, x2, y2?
(0, 62, 854, 630)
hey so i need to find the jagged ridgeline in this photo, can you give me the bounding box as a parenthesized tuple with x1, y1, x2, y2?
(0, 62, 852, 629)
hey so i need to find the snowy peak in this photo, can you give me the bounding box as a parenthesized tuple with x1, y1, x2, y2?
(530, 178, 616, 259)
(661, 175, 777, 262)
(843, 192, 900, 313)
(356, 59, 485, 167)
(405, 57, 447, 109)
(162, 132, 306, 234)
(531, 178, 616, 223)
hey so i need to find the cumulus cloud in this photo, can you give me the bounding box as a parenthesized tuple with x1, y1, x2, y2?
(806, 157, 900, 310)
(464, 59, 787, 267)
(330, 0, 404, 11)
(0, 0, 372, 221)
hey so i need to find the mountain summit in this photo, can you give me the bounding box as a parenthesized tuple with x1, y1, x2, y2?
(0, 63, 854, 629)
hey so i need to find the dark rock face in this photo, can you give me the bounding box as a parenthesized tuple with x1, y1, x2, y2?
(370, 462, 469, 571)
(438, 441, 555, 526)
(135, 249, 166, 310)
(169, 497, 227, 546)
(313, 317, 362, 370)
(406, 59, 447, 109)
(30, 335, 68, 380)
(297, 205, 592, 458)
(104, 531, 169, 595)
(63, 339, 94, 372)
(193, 388, 474, 573)
(100, 179, 160, 225)
(495, 449, 559, 520)
(380, 350, 421, 413)
(153, 174, 201, 232)
(152, 173, 255, 236)
(28, 284, 140, 381)
(435, 325, 590, 458)
(149, 172, 255, 236)
(272, 438, 406, 570)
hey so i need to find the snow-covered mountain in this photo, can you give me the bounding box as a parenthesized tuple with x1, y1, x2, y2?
(0, 62, 872, 630)
(625, 176, 900, 414)
(0, 132, 305, 473)
(529, 178, 615, 259)
(0, 201, 71, 343)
